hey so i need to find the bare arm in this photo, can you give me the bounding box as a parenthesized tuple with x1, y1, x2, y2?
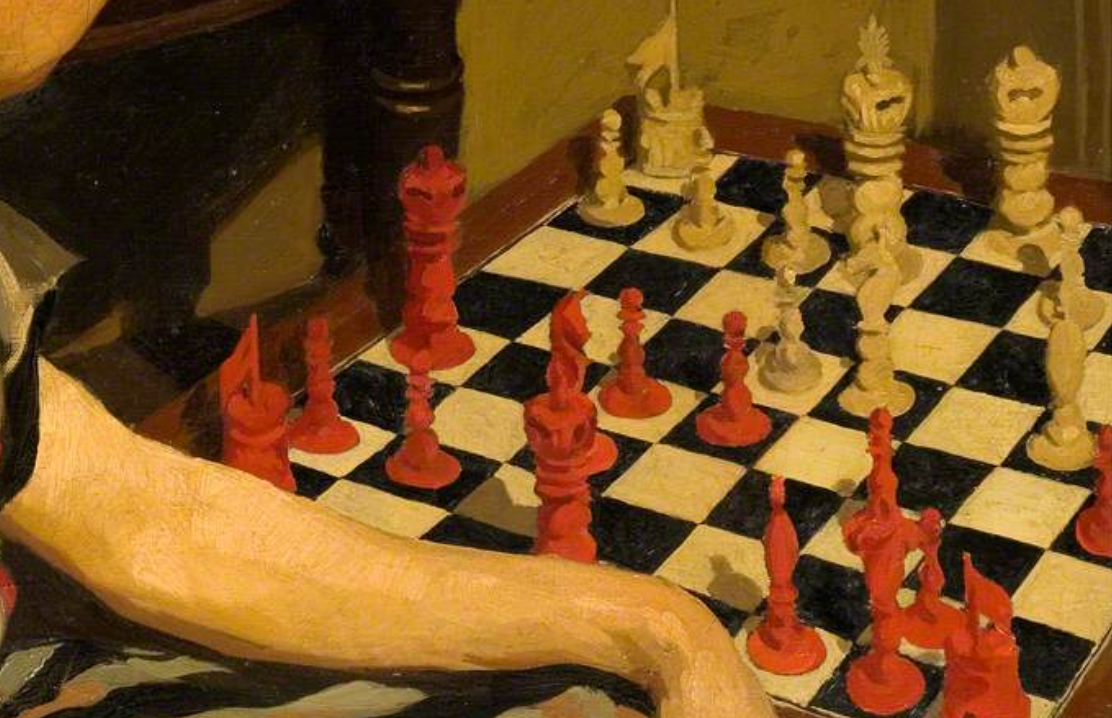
(0, 361, 774, 718)
(0, 0, 109, 99)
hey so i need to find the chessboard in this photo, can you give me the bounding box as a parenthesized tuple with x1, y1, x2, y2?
(285, 152, 1112, 718)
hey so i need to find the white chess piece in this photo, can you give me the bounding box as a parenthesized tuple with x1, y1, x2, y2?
(838, 224, 915, 417)
(1037, 206, 1104, 330)
(840, 16, 921, 286)
(762, 149, 830, 274)
(978, 46, 1062, 266)
(759, 267, 822, 393)
(673, 165, 734, 250)
(578, 109, 645, 228)
(1027, 290, 1096, 471)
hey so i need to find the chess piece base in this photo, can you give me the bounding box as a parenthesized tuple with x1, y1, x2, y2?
(390, 328, 475, 372)
(1075, 505, 1112, 558)
(696, 404, 772, 447)
(587, 432, 619, 474)
(674, 213, 735, 251)
(762, 230, 832, 275)
(599, 377, 672, 419)
(289, 416, 360, 454)
(1026, 429, 1096, 472)
(981, 225, 1060, 274)
(902, 600, 964, 650)
(386, 433, 462, 489)
(1037, 280, 1106, 331)
(838, 379, 915, 419)
(759, 350, 823, 394)
(577, 195, 645, 228)
(846, 651, 926, 715)
(746, 623, 827, 676)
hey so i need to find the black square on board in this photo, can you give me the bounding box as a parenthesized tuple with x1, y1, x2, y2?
(642, 318, 725, 392)
(902, 190, 993, 253)
(586, 249, 716, 315)
(588, 431, 654, 493)
(811, 644, 943, 718)
(592, 497, 696, 573)
(890, 443, 995, 517)
(689, 590, 749, 637)
(958, 331, 1048, 406)
(1081, 225, 1112, 293)
(911, 257, 1040, 326)
(810, 370, 948, 442)
(348, 440, 499, 512)
(455, 272, 568, 339)
(800, 288, 859, 358)
(907, 525, 1042, 601)
(716, 157, 819, 214)
(706, 471, 843, 546)
(463, 342, 551, 402)
(334, 361, 452, 433)
(548, 187, 683, 246)
(290, 464, 338, 500)
(1012, 617, 1095, 700)
(662, 395, 794, 467)
(422, 514, 534, 555)
(794, 555, 872, 639)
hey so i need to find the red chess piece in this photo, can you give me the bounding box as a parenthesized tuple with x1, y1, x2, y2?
(843, 408, 926, 715)
(526, 292, 615, 563)
(0, 559, 14, 645)
(386, 351, 461, 489)
(747, 477, 827, 675)
(942, 554, 1031, 718)
(289, 317, 360, 454)
(389, 145, 475, 371)
(696, 311, 771, 447)
(903, 508, 964, 649)
(1076, 424, 1112, 558)
(220, 315, 297, 493)
(599, 288, 672, 419)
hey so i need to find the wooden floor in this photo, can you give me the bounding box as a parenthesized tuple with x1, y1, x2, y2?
(135, 103, 1112, 718)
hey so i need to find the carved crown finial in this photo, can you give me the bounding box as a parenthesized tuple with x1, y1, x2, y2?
(990, 45, 1060, 127)
(856, 15, 893, 79)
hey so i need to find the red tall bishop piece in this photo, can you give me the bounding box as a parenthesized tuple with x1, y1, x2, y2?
(219, 314, 297, 493)
(525, 291, 617, 563)
(941, 554, 1030, 718)
(1076, 424, 1112, 558)
(842, 408, 926, 715)
(389, 145, 475, 371)
(903, 507, 963, 649)
(289, 317, 360, 454)
(598, 287, 672, 418)
(696, 311, 771, 447)
(747, 476, 827, 675)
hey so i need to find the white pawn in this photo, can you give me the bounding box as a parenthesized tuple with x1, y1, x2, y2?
(1027, 290, 1096, 471)
(578, 109, 645, 228)
(759, 267, 822, 393)
(762, 149, 830, 274)
(673, 164, 734, 250)
(1037, 206, 1104, 331)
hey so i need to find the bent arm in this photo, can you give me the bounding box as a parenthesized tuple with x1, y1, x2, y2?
(0, 361, 774, 718)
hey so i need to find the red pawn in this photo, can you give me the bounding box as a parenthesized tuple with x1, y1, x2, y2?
(747, 477, 827, 675)
(599, 287, 671, 419)
(903, 508, 963, 649)
(390, 145, 475, 371)
(220, 315, 297, 493)
(386, 351, 461, 489)
(1076, 424, 1112, 558)
(289, 317, 359, 454)
(697, 311, 771, 446)
(942, 554, 1030, 718)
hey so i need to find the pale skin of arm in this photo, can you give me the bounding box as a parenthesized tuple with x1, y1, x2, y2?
(0, 8, 774, 714)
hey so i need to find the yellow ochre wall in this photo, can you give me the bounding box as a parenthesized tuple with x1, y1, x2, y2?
(457, 0, 1110, 199)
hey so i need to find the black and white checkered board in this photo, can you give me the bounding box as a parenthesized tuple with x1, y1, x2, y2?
(290, 153, 1112, 718)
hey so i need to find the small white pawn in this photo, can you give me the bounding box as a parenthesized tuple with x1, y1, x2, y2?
(1037, 206, 1104, 331)
(759, 267, 823, 393)
(673, 164, 734, 250)
(762, 149, 831, 274)
(1028, 290, 1096, 471)
(578, 109, 645, 228)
